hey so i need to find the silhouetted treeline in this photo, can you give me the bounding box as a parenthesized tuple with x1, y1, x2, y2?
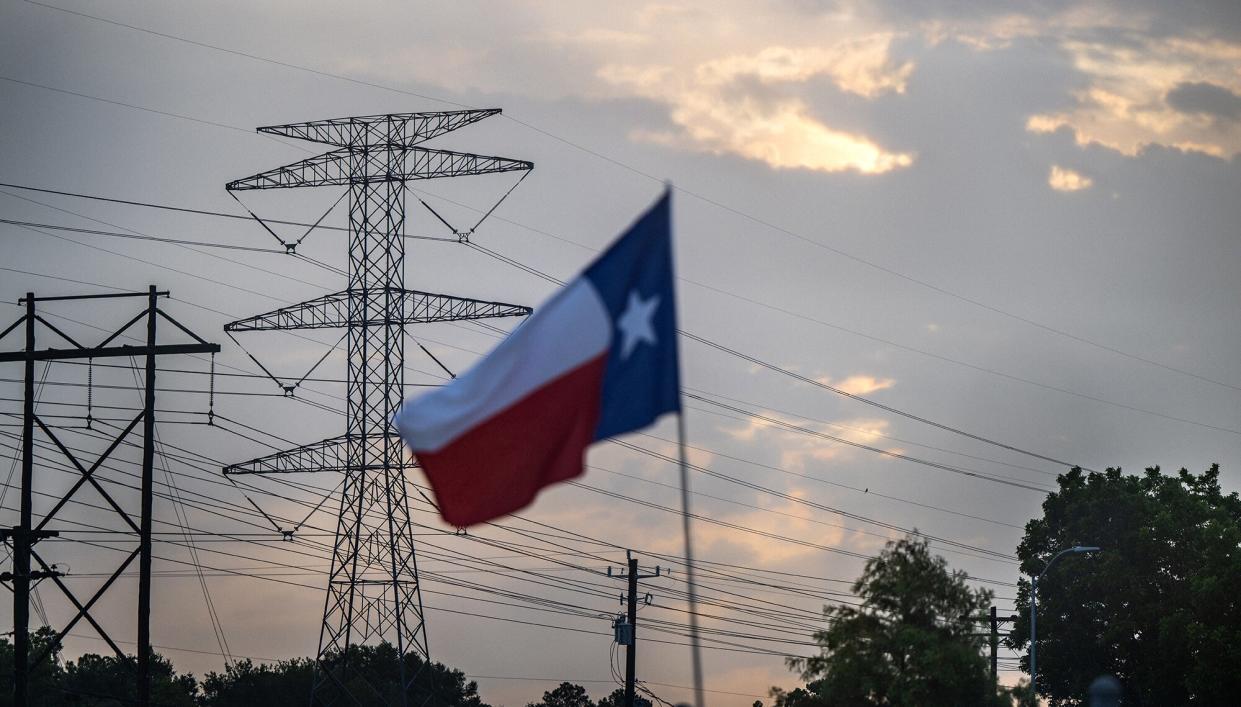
(1, 630, 487, 707)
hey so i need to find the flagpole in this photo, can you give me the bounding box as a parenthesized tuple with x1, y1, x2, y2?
(677, 409, 706, 707)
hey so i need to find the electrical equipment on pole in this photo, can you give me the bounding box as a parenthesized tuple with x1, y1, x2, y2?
(610, 554, 661, 707)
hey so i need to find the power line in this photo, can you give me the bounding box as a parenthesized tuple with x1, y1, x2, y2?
(3, 285, 1029, 574)
(5, 175, 1230, 442)
(2, 419, 863, 654)
(1, 217, 287, 253)
(18, 0, 1240, 397)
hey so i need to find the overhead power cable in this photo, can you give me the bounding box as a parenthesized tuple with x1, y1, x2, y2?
(3, 178, 1232, 440)
(2, 411, 883, 649)
(4, 277, 1037, 553)
(0, 217, 286, 253)
(0, 182, 454, 242)
(17, 0, 1240, 396)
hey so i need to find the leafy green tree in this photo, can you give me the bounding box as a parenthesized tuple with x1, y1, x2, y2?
(202, 643, 487, 707)
(768, 679, 827, 707)
(596, 687, 651, 707)
(789, 533, 999, 706)
(61, 652, 197, 706)
(1, 628, 197, 706)
(200, 657, 315, 707)
(0, 627, 65, 707)
(1008, 465, 1241, 706)
(528, 682, 595, 707)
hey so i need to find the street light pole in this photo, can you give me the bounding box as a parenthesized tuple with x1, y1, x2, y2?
(1030, 545, 1100, 699)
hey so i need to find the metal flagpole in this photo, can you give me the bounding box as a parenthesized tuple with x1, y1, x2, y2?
(677, 410, 706, 707)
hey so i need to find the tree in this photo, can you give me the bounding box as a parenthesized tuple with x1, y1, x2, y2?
(0, 628, 198, 707)
(3, 633, 488, 706)
(201, 643, 488, 707)
(200, 657, 315, 707)
(768, 680, 827, 707)
(596, 687, 651, 707)
(528, 682, 595, 707)
(61, 652, 198, 706)
(0, 627, 65, 707)
(1008, 465, 1241, 705)
(790, 533, 999, 706)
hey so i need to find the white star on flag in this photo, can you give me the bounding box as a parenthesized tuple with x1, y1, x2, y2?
(616, 290, 660, 360)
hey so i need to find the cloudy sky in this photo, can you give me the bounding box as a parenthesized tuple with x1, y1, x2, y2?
(1, 0, 1239, 704)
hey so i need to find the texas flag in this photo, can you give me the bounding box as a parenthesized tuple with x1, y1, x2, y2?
(394, 191, 680, 526)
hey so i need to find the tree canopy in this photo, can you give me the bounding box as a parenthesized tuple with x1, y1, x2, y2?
(0, 627, 198, 706)
(1008, 464, 1241, 705)
(2, 635, 487, 707)
(527, 684, 650, 707)
(789, 533, 999, 706)
(596, 687, 652, 707)
(528, 682, 595, 707)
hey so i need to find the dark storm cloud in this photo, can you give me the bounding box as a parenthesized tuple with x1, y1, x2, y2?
(1167, 82, 1241, 122)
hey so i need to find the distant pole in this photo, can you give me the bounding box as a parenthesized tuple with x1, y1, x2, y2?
(989, 605, 998, 688)
(625, 557, 639, 707)
(612, 556, 659, 707)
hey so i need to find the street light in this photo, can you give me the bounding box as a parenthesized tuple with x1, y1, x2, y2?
(1030, 545, 1100, 699)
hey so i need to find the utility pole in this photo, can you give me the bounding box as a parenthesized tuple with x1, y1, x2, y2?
(964, 607, 1017, 693)
(219, 110, 532, 706)
(0, 287, 219, 706)
(989, 605, 998, 686)
(610, 554, 661, 707)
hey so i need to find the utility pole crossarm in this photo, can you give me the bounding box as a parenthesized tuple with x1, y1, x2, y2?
(223, 433, 415, 475)
(256, 109, 502, 147)
(223, 288, 531, 332)
(226, 146, 532, 191)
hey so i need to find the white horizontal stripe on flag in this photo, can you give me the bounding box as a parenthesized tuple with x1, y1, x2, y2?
(394, 277, 611, 452)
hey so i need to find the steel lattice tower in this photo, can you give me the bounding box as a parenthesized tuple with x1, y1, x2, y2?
(221, 111, 532, 706)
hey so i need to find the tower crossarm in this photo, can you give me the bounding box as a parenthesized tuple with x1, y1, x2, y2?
(224, 288, 531, 332)
(223, 433, 415, 475)
(226, 146, 533, 191)
(255, 109, 502, 148)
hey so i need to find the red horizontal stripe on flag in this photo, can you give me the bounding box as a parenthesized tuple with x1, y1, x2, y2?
(415, 354, 608, 527)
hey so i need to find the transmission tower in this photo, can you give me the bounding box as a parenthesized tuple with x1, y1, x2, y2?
(2, 286, 220, 707)
(221, 111, 533, 706)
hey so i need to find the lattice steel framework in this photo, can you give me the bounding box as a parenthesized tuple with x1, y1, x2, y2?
(222, 111, 532, 706)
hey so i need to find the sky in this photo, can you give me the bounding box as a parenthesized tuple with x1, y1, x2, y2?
(1, 0, 1239, 704)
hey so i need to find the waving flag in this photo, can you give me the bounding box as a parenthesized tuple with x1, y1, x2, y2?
(394, 191, 679, 526)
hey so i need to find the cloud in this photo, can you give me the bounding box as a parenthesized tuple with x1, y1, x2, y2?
(816, 374, 897, 396)
(1023, 35, 1241, 158)
(693, 39, 914, 98)
(599, 34, 915, 173)
(901, 2, 1241, 158)
(1048, 164, 1093, 191)
(725, 410, 894, 471)
(691, 490, 860, 563)
(1166, 81, 1241, 122)
(530, 28, 651, 47)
